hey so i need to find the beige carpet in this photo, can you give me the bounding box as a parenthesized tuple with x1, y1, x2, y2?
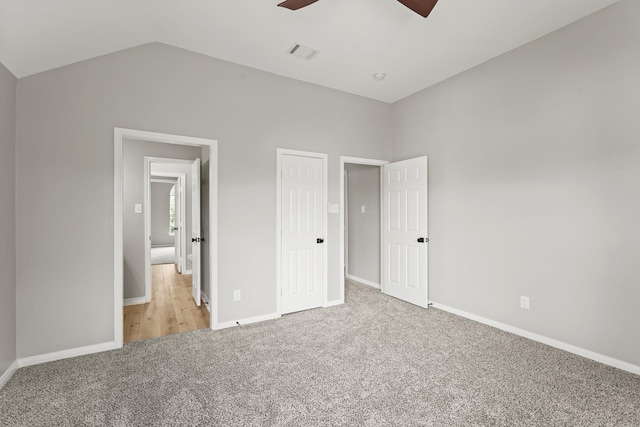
(1, 281, 639, 426)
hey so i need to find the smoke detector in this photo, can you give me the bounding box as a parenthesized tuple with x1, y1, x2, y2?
(288, 43, 319, 60)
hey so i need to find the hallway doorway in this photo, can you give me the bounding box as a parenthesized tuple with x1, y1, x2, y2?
(114, 128, 219, 348)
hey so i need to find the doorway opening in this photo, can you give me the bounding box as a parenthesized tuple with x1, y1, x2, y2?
(114, 128, 218, 348)
(340, 157, 387, 303)
(344, 163, 383, 289)
(122, 156, 209, 343)
(340, 155, 430, 308)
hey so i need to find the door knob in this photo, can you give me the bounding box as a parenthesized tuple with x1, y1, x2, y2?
(417, 237, 429, 243)
(192, 237, 200, 243)
(317, 238, 324, 244)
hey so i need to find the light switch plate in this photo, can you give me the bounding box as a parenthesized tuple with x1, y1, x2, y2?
(134, 204, 142, 214)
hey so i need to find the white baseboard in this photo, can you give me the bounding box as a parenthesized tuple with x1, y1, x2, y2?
(324, 299, 344, 308)
(215, 312, 281, 330)
(18, 341, 120, 368)
(431, 302, 640, 377)
(201, 292, 211, 313)
(124, 296, 148, 306)
(0, 360, 19, 390)
(183, 269, 192, 275)
(346, 274, 381, 289)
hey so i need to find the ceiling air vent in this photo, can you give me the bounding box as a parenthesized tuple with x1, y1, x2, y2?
(288, 43, 319, 60)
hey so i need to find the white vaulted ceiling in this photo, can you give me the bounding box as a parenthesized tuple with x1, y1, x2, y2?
(0, 0, 621, 103)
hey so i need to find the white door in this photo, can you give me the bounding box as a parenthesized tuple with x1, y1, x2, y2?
(281, 154, 325, 314)
(173, 178, 182, 272)
(191, 159, 201, 306)
(382, 156, 429, 307)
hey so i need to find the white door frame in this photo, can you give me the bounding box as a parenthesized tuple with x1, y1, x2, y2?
(114, 128, 219, 348)
(276, 148, 329, 315)
(145, 159, 192, 303)
(344, 170, 349, 278)
(339, 156, 388, 304)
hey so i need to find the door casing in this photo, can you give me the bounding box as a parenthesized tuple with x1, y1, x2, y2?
(114, 128, 218, 349)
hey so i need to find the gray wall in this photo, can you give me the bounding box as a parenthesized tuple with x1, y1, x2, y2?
(0, 63, 17, 377)
(150, 182, 175, 247)
(15, 42, 391, 357)
(123, 139, 201, 300)
(391, 0, 640, 366)
(345, 164, 380, 285)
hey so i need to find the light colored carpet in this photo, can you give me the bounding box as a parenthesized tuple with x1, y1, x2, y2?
(1, 281, 639, 426)
(150, 246, 175, 265)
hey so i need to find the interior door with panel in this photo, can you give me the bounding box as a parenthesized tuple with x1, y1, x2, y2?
(281, 154, 325, 314)
(191, 159, 201, 306)
(173, 177, 182, 272)
(382, 156, 429, 308)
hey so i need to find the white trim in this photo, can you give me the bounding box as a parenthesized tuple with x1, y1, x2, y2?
(114, 131, 124, 348)
(114, 128, 219, 345)
(431, 302, 640, 377)
(18, 342, 119, 368)
(215, 312, 281, 330)
(276, 148, 329, 315)
(201, 292, 211, 313)
(276, 152, 283, 316)
(339, 156, 388, 304)
(150, 178, 177, 185)
(346, 274, 381, 289)
(144, 157, 150, 301)
(0, 360, 19, 390)
(324, 299, 344, 308)
(123, 296, 148, 306)
(344, 170, 349, 277)
(209, 142, 220, 331)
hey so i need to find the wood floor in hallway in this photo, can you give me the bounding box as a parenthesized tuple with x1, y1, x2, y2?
(123, 263, 210, 343)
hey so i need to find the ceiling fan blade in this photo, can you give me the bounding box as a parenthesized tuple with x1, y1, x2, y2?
(277, 0, 319, 10)
(397, 0, 439, 18)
